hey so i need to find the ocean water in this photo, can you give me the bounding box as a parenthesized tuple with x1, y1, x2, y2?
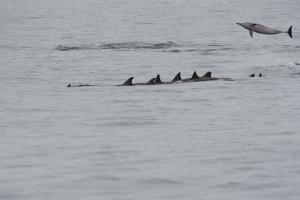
(1, 0, 300, 199)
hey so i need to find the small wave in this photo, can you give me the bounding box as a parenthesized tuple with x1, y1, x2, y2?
(101, 41, 177, 50)
(55, 41, 177, 51)
(139, 177, 182, 186)
(291, 72, 300, 76)
(164, 47, 234, 54)
(262, 44, 300, 53)
(55, 45, 98, 51)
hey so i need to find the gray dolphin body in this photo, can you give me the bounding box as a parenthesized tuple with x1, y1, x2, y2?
(237, 22, 293, 38)
(67, 83, 98, 87)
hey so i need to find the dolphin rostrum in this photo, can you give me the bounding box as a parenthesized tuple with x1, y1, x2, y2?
(236, 22, 293, 38)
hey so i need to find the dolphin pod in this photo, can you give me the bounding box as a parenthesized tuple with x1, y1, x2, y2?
(120, 71, 234, 86)
(236, 22, 293, 38)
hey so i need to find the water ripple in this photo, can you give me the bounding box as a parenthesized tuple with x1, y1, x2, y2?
(55, 41, 177, 51)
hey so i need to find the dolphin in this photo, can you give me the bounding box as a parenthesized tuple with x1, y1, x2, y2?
(120, 72, 182, 86)
(154, 72, 182, 84)
(182, 71, 200, 82)
(249, 73, 264, 77)
(192, 71, 234, 82)
(67, 83, 98, 87)
(120, 77, 156, 86)
(236, 22, 293, 38)
(181, 71, 233, 82)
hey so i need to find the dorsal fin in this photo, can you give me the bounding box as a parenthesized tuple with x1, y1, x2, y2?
(191, 71, 199, 80)
(202, 71, 211, 78)
(147, 77, 156, 84)
(154, 74, 162, 84)
(122, 77, 134, 86)
(172, 72, 181, 82)
(287, 26, 293, 38)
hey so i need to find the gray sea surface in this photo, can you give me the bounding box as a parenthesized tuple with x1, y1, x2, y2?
(1, 0, 300, 199)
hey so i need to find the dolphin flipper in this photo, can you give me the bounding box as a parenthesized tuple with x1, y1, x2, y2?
(249, 30, 253, 38)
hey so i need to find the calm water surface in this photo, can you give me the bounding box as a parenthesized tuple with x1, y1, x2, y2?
(1, 0, 300, 199)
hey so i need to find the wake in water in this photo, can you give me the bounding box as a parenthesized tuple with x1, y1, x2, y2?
(55, 41, 300, 54)
(55, 41, 177, 51)
(54, 41, 239, 56)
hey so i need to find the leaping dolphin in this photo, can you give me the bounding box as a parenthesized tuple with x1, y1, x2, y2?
(236, 22, 293, 38)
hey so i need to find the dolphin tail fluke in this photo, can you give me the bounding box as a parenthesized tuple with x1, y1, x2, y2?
(191, 71, 199, 80)
(202, 71, 212, 78)
(172, 72, 181, 82)
(122, 77, 134, 86)
(155, 74, 162, 84)
(287, 26, 293, 38)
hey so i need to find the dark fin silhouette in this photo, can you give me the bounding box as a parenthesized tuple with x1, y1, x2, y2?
(249, 30, 253, 38)
(172, 72, 181, 82)
(122, 77, 134, 86)
(147, 78, 156, 85)
(287, 26, 293, 38)
(202, 71, 212, 78)
(249, 74, 255, 77)
(155, 74, 162, 84)
(191, 71, 199, 80)
(67, 83, 71, 87)
(259, 73, 263, 77)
